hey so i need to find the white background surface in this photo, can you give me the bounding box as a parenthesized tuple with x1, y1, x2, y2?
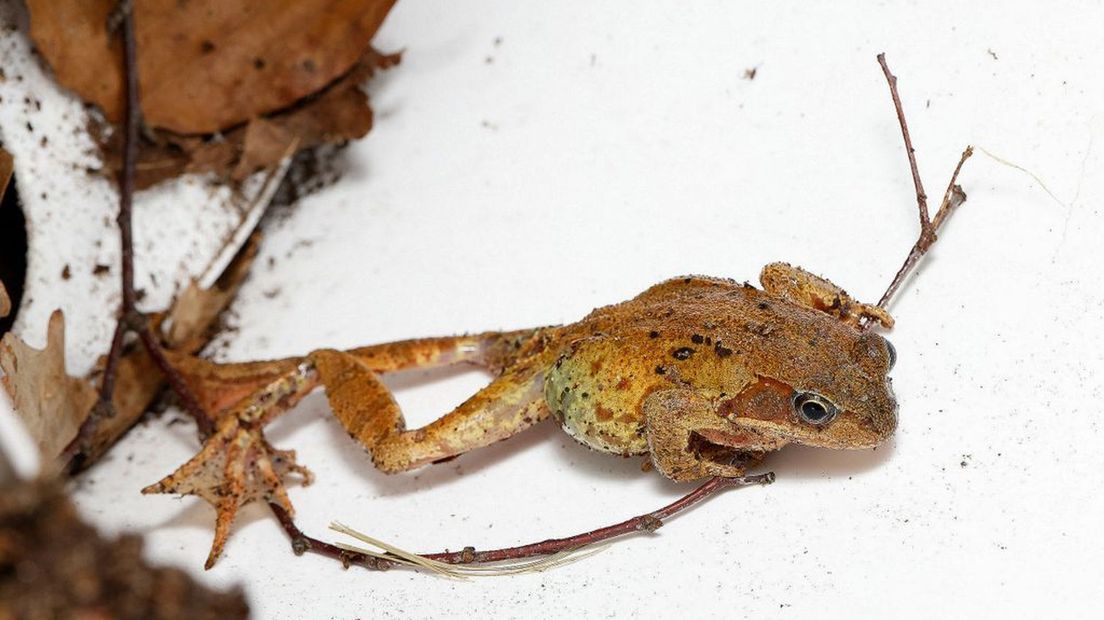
(4, 1, 1104, 618)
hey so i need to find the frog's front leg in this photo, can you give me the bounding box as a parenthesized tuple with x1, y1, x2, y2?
(644, 389, 772, 482)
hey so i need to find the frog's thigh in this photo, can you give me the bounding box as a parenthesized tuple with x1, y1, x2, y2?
(310, 349, 548, 473)
(169, 331, 535, 415)
(348, 329, 541, 374)
(643, 388, 749, 482)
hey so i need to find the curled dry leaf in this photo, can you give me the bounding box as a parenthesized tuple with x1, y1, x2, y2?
(0, 310, 97, 460)
(27, 0, 399, 187)
(0, 237, 259, 466)
(80, 236, 261, 467)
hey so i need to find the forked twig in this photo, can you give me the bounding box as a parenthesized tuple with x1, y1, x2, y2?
(868, 54, 974, 325)
(64, 6, 214, 470)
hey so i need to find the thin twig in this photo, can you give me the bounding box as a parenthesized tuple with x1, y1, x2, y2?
(269, 502, 393, 571)
(867, 53, 974, 324)
(877, 53, 930, 232)
(422, 473, 774, 565)
(273, 473, 773, 571)
(65, 6, 214, 468)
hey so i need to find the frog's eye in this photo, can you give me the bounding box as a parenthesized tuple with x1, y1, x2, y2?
(885, 340, 897, 370)
(793, 392, 839, 426)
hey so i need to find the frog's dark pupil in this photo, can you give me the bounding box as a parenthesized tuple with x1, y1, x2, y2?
(801, 400, 828, 421)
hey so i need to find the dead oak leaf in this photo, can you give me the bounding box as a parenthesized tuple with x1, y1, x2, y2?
(0, 310, 96, 459)
(27, 0, 397, 134)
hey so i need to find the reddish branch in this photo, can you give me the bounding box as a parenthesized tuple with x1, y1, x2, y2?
(868, 53, 973, 321)
(270, 473, 773, 570)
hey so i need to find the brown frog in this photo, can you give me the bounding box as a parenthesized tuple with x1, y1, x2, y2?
(144, 59, 974, 568)
(144, 256, 926, 568)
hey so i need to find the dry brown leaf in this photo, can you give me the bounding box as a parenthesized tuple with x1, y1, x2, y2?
(0, 145, 12, 199)
(0, 311, 97, 459)
(0, 235, 259, 467)
(1, 147, 12, 319)
(103, 49, 400, 188)
(81, 236, 261, 466)
(28, 0, 396, 133)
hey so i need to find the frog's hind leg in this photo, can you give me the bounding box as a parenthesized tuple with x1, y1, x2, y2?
(165, 329, 542, 417)
(309, 348, 550, 473)
(146, 330, 549, 567)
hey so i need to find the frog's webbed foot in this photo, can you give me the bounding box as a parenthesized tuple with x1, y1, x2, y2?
(142, 410, 315, 569)
(143, 362, 319, 569)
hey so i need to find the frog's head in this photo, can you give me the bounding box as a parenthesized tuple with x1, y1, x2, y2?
(718, 329, 898, 451)
(711, 264, 898, 451)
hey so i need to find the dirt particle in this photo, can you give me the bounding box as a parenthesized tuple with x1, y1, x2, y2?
(60, 265, 70, 280)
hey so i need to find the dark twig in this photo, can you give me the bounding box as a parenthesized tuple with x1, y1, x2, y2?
(423, 472, 774, 565)
(65, 6, 213, 468)
(867, 54, 974, 325)
(269, 502, 392, 571)
(271, 473, 773, 570)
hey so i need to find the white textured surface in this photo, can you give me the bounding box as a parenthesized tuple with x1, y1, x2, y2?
(5, 1, 1104, 618)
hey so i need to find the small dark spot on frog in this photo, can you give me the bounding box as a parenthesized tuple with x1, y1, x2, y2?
(200, 40, 215, 54)
(253, 57, 266, 70)
(714, 343, 733, 357)
(615, 377, 631, 390)
(705, 336, 712, 346)
(581, 392, 589, 399)
(691, 334, 704, 344)
(648, 330, 659, 339)
(655, 365, 667, 375)
(758, 301, 770, 310)
(672, 347, 695, 360)
(683, 277, 693, 283)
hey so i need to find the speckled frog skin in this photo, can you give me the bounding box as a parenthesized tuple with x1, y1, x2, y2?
(540, 266, 897, 480)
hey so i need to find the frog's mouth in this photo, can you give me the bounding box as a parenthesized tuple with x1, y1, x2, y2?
(692, 426, 789, 454)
